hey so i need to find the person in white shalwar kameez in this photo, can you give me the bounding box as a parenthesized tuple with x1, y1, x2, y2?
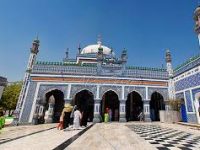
(73, 108, 82, 129)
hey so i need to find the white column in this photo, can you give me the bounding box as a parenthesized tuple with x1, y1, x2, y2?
(194, 99, 200, 124)
(122, 86, 125, 100)
(94, 102, 100, 113)
(67, 84, 71, 99)
(93, 99, 101, 123)
(119, 100, 126, 122)
(144, 104, 150, 115)
(96, 85, 100, 99)
(183, 91, 188, 113)
(198, 34, 200, 47)
(145, 86, 149, 100)
(190, 89, 195, 112)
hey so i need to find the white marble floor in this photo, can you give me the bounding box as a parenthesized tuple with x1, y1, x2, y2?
(0, 122, 200, 150)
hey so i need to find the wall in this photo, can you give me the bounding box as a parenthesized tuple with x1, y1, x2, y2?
(175, 67, 200, 123)
(20, 77, 169, 123)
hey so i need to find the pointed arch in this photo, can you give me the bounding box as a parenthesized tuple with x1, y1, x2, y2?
(150, 92, 165, 121)
(126, 91, 143, 121)
(101, 90, 119, 121)
(73, 89, 94, 123)
(37, 89, 65, 124)
(70, 85, 97, 99)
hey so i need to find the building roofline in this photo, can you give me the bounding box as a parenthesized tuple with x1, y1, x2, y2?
(174, 54, 200, 72)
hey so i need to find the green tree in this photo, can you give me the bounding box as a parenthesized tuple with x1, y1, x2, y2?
(0, 82, 22, 116)
(168, 99, 182, 111)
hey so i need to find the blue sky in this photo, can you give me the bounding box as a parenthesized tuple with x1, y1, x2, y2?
(0, 0, 199, 81)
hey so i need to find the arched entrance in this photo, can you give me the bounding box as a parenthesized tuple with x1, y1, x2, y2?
(150, 92, 165, 121)
(101, 90, 119, 121)
(72, 90, 94, 123)
(126, 91, 143, 121)
(42, 89, 64, 123)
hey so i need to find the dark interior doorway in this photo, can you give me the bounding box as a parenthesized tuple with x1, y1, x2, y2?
(126, 91, 143, 121)
(150, 92, 165, 121)
(45, 89, 64, 123)
(73, 90, 94, 122)
(101, 90, 119, 121)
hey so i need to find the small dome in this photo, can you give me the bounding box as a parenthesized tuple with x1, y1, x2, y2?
(194, 6, 200, 20)
(195, 6, 200, 13)
(81, 44, 112, 55)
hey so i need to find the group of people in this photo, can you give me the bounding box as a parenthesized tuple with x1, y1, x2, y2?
(104, 107, 144, 122)
(57, 104, 86, 130)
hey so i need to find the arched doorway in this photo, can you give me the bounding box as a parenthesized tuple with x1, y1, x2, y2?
(72, 90, 94, 123)
(101, 90, 119, 121)
(42, 89, 64, 123)
(126, 91, 143, 121)
(150, 92, 165, 121)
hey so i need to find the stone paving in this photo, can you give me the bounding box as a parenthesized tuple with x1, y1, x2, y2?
(0, 122, 200, 150)
(67, 123, 156, 150)
(0, 124, 83, 150)
(0, 124, 56, 143)
(128, 123, 200, 150)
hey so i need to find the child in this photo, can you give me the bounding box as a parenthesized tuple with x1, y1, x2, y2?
(104, 108, 109, 123)
(104, 112, 109, 123)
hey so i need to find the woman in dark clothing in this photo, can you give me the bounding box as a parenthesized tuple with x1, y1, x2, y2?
(62, 103, 73, 129)
(63, 111, 71, 129)
(81, 109, 89, 127)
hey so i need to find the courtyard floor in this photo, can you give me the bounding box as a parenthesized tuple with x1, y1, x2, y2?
(0, 122, 200, 150)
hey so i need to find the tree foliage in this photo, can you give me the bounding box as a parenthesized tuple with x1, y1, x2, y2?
(168, 99, 182, 111)
(0, 82, 22, 115)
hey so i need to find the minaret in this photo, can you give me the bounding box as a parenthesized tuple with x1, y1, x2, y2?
(121, 48, 127, 64)
(65, 48, 69, 59)
(194, 6, 200, 46)
(97, 36, 103, 74)
(121, 48, 127, 73)
(165, 49, 175, 100)
(16, 38, 40, 122)
(78, 44, 81, 55)
(63, 48, 69, 62)
(166, 50, 173, 78)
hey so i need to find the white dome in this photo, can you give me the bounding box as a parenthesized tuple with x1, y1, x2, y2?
(81, 44, 112, 55)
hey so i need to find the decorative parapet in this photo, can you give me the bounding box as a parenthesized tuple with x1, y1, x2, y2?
(174, 54, 200, 77)
(32, 61, 168, 80)
(125, 66, 168, 80)
(126, 66, 167, 72)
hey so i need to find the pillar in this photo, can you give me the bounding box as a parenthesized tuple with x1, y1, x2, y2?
(119, 100, 126, 122)
(32, 103, 39, 125)
(93, 99, 101, 123)
(165, 100, 171, 111)
(44, 103, 54, 123)
(143, 100, 151, 122)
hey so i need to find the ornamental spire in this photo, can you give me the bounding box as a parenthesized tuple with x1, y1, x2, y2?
(165, 49, 172, 63)
(31, 36, 40, 54)
(65, 48, 69, 59)
(97, 34, 102, 47)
